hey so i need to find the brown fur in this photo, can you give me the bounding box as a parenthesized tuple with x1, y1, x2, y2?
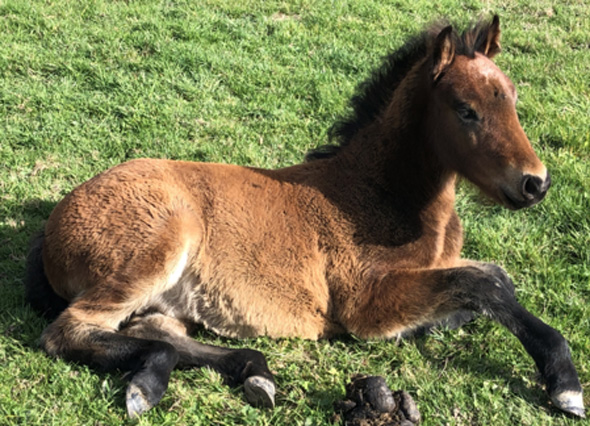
(40, 14, 542, 358)
(26, 16, 585, 418)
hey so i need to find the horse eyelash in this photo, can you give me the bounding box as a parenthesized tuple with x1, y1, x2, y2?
(456, 103, 480, 122)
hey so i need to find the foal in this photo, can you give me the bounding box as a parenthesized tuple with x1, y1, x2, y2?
(25, 16, 585, 419)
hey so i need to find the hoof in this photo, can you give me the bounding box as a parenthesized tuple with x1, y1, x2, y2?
(551, 390, 586, 418)
(126, 383, 153, 418)
(244, 375, 276, 409)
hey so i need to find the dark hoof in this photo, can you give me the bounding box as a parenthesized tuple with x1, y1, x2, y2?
(551, 390, 586, 418)
(244, 375, 276, 409)
(124, 362, 173, 418)
(126, 383, 154, 418)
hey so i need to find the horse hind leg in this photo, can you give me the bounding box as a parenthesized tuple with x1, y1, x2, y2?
(40, 278, 274, 417)
(41, 305, 180, 418)
(120, 312, 276, 410)
(36, 204, 222, 416)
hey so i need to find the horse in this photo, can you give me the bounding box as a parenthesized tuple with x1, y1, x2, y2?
(24, 16, 585, 419)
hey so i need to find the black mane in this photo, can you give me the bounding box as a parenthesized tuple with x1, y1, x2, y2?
(305, 17, 500, 162)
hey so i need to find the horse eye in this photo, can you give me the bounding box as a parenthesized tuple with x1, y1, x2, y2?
(456, 105, 479, 122)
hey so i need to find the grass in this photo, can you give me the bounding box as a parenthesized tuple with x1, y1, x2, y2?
(0, 0, 588, 424)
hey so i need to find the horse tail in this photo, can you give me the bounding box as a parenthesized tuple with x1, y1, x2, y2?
(24, 230, 68, 320)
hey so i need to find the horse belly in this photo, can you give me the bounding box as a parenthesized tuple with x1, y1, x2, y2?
(181, 253, 336, 340)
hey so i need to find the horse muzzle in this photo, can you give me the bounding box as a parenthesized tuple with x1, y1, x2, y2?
(501, 172, 551, 209)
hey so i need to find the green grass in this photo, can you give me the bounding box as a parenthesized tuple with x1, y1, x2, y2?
(1, 0, 588, 424)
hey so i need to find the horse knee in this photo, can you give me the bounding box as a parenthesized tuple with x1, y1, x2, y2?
(483, 264, 515, 296)
(458, 263, 516, 305)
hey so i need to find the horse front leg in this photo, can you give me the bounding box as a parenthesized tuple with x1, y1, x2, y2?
(345, 262, 585, 418)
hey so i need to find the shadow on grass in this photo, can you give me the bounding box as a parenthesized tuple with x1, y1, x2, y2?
(406, 324, 551, 412)
(0, 198, 58, 342)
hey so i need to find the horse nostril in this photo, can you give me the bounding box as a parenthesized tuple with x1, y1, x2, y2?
(523, 176, 540, 199)
(521, 173, 550, 200)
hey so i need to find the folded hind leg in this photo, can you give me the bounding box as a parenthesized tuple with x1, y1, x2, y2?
(41, 305, 180, 418)
(120, 312, 276, 409)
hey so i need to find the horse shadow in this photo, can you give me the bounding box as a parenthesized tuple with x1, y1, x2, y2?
(0, 199, 58, 345)
(399, 324, 551, 413)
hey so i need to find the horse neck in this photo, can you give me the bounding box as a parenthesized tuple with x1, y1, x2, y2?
(332, 69, 457, 214)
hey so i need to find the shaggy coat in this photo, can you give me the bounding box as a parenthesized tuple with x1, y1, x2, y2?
(25, 16, 585, 419)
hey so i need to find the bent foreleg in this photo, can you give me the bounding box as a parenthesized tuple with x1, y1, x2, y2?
(346, 263, 585, 417)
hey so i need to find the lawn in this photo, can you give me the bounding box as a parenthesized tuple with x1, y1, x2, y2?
(0, 0, 588, 424)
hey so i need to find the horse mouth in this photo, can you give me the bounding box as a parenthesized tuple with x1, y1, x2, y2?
(500, 188, 533, 210)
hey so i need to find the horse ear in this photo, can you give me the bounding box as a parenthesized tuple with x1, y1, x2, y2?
(432, 26, 455, 82)
(480, 15, 501, 58)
